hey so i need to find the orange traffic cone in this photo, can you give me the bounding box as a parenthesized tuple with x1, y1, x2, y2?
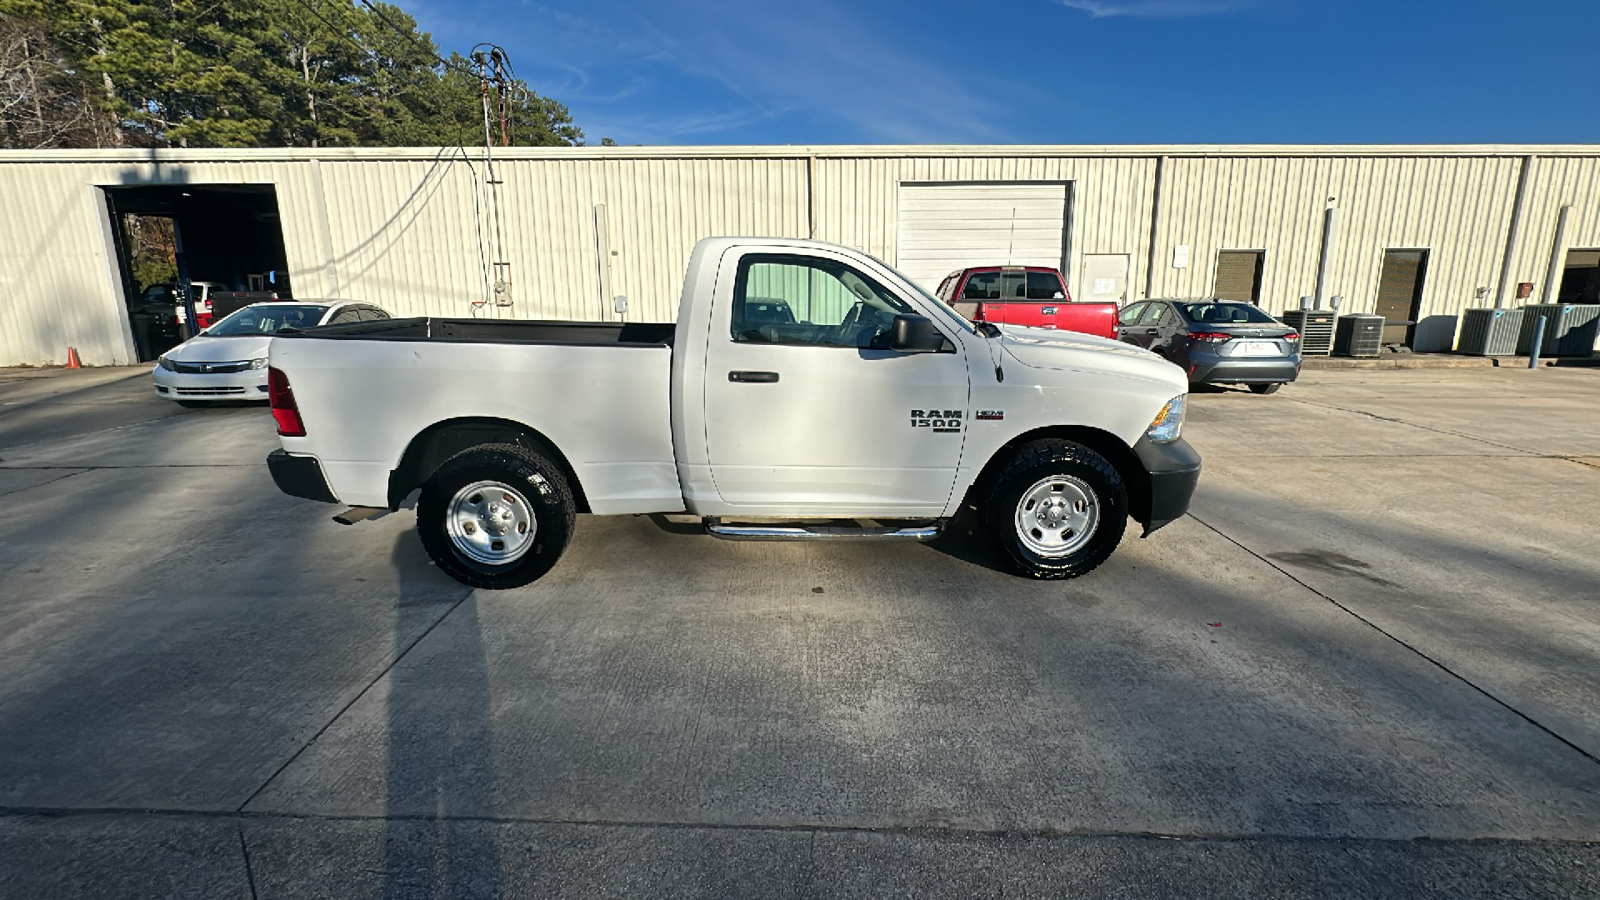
(65, 347, 82, 369)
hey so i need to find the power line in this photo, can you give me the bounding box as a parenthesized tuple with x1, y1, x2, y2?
(356, 0, 478, 80)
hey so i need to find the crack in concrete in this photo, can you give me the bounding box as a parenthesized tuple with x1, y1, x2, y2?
(237, 823, 259, 900)
(230, 586, 477, 815)
(1187, 512, 1600, 772)
(0, 469, 90, 498)
(4, 804, 1600, 847)
(1285, 397, 1544, 456)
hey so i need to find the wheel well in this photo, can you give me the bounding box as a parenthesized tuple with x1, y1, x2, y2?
(387, 418, 590, 513)
(965, 426, 1152, 526)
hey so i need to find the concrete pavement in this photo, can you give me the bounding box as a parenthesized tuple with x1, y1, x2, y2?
(0, 366, 1597, 897)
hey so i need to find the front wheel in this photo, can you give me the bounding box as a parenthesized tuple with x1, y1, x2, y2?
(983, 439, 1128, 579)
(417, 443, 576, 589)
(1248, 382, 1283, 395)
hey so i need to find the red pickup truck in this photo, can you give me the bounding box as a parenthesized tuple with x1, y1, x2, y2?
(934, 266, 1119, 339)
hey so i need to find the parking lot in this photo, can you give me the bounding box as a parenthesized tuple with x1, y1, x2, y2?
(1, 364, 1598, 897)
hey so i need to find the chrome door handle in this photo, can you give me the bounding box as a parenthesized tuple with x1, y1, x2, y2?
(728, 370, 779, 383)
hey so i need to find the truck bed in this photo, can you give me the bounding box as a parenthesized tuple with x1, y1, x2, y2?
(280, 317, 676, 346)
(268, 316, 682, 516)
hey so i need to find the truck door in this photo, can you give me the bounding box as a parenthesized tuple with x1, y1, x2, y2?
(702, 251, 969, 516)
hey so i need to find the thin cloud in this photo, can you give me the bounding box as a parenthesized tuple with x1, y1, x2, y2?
(636, 0, 1006, 142)
(1055, 0, 1254, 17)
(478, 0, 1016, 143)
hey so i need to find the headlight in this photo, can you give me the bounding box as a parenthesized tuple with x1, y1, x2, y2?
(1146, 395, 1186, 443)
(158, 356, 177, 371)
(250, 357, 268, 369)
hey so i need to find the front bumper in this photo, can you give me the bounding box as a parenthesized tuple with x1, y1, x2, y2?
(267, 450, 339, 504)
(152, 366, 270, 401)
(1132, 435, 1201, 536)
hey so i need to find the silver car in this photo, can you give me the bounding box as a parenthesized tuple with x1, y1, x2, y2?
(1118, 299, 1301, 394)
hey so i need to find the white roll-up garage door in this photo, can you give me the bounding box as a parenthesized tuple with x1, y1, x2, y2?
(895, 184, 1069, 292)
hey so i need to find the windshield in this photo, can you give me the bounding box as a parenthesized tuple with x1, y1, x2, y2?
(206, 305, 327, 336)
(1178, 302, 1280, 325)
(868, 255, 977, 334)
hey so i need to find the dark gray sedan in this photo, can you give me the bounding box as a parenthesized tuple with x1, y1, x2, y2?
(1118, 300, 1301, 394)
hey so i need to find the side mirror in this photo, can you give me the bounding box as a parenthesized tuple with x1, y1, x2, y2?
(890, 314, 945, 353)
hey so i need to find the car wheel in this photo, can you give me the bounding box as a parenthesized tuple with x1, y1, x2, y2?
(983, 439, 1127, 580)
(417, 442, 576, 589)
(1248, 383, 1282, 395)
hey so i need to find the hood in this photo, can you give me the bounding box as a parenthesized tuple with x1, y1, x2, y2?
(997, 324, 1187, 392)
(161, 333, 274, 363)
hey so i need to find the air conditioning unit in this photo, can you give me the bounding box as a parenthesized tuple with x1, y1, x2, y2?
(1517, 304, 1600, 356)
(1280, 309, 1336, 356)
(1333, 314, 1384, 357)
(1457, 308, 1523, 356)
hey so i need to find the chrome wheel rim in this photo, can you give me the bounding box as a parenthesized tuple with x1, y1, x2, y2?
(1013, 475, 1099, 558)
(446, 480, 537, 566)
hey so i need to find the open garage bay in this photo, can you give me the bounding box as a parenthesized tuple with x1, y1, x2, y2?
(1, 366, 1597, 897)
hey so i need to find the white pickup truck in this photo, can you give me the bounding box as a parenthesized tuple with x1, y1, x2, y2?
(266, 237, 1200, 589)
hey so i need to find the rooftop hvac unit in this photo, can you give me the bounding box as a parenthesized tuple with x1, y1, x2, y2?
(1280, 309, 1336, 356)
(1457, 308, 1523, 356)
(1516, 304, 1600, 356)
(1333, 314, 1384, 357)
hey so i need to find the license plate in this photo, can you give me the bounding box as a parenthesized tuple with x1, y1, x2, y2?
(1237, 340, 1281, 356)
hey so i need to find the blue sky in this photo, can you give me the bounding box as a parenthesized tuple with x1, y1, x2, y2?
(406, 0, 1599, 145)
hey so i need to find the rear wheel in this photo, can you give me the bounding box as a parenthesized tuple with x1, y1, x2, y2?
(417, 443, 576, 589)
(1248, 382, 1283, 395)
(983, 439, 1127, 580)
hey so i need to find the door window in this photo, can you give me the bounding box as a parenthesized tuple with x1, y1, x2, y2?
(1138, 303, 1167, 325)
(1118, 303, 1147, 327)
(732, 255, 916, 348)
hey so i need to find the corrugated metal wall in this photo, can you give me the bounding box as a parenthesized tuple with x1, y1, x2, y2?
(1, 145, 1597, 366)
(1152, 155, 1525, 349)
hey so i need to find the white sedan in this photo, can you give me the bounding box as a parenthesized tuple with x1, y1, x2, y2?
(153, 301, 390, 404)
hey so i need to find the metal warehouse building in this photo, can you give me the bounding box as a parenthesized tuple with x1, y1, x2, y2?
(3, 143, 1599, 367)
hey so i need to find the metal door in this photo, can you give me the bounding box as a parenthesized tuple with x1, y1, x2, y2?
(1374, 250, 1428, 345)
(1213, 251, 1264, 303)
(1081, 254, 1130, 304)
(702, 251, 970, 516)
(896, 183, 1069, 292)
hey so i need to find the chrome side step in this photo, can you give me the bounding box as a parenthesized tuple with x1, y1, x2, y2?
(705, 520, 942, 542)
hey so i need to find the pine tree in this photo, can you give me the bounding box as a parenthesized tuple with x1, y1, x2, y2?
(0, 0, 586, 149)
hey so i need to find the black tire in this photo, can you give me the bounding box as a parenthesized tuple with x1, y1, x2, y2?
(983, 439, 1128, 580)
(417, 443, 576, 589)
(1248, 382, 1283, 395)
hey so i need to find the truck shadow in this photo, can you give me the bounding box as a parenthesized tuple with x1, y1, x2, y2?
(381, 528, 502, 899)
(922, 508, 1011, 573)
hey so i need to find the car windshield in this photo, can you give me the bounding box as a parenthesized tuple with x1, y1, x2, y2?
(868, 255, 977, 333)
(206, 304, 327, 335)
(1178, 302, 1279, 325)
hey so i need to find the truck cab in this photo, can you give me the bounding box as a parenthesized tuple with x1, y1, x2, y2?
(934, 266, 1118, 338)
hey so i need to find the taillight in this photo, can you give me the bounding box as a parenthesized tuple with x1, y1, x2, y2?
(268, 367, 306, 437)
(971, 302, 988, 321)
(1188, 332, 1234, 343)
(1284, 332, 1300, 342)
